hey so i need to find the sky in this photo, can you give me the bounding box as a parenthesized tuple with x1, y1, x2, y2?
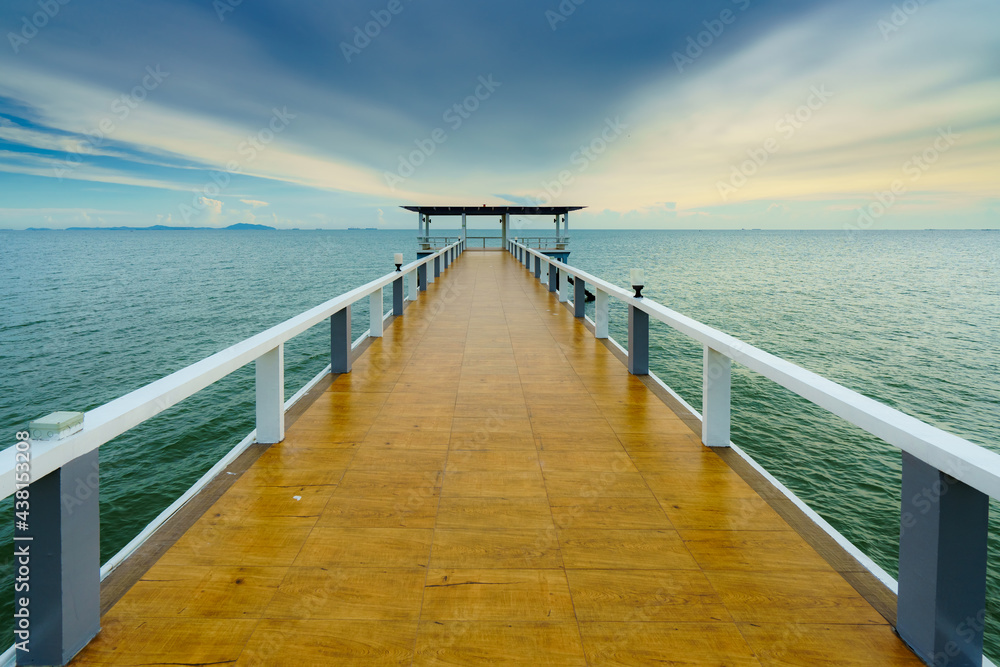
(0, 0, 997, 230)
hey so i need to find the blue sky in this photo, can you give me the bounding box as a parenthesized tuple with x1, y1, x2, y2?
(0, 0, 997, 230)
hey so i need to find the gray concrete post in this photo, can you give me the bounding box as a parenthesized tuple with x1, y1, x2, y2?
(897, 452, 989, 667)
(628, 305, 649, 375)
(418, 263, 427, 292)
(574, 277, 586, 317)
(17, 449, 101, 666)
(393, 276, 404, 316)
(331, 306, 352, 373)
(548, 263, 558, 293)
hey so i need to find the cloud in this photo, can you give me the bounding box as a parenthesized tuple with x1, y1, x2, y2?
(492, 0, 1000, 220)
(0, 62, 439, 200)
(0, 0, 995, 230)
(196, 196, 223, 225)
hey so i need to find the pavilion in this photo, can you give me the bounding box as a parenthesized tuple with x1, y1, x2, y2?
(401, 205, 585, 261)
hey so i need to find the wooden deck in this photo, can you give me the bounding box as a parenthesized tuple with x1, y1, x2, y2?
(72, 251, 923, 666)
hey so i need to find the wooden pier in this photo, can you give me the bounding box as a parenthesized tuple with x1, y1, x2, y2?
(71, 250, 924, 665)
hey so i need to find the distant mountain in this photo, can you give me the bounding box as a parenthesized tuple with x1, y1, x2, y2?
(43, 223, 277, 231)
(224, 223, 276, 230)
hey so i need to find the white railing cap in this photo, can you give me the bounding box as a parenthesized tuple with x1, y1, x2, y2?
(0, 241, 461, 499)
(510, 241, 1000, 499)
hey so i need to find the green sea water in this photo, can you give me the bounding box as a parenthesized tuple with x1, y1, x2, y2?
(0, 228, 997, 660)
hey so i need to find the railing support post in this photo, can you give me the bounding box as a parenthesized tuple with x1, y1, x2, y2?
(701, 346, 731, 447)
(255, 344, 285, 444)
(418, 263, 427, 292)
(627, 305, 648, 375)
(433, 255, 440, 280)
(534, 255, 541, 280)
(394, 276, 404, 315)
(548, 263, 558, 293)
(369, 287, 383, 337)
(574, 277, 586, 317)
(558, 268, 569, 302)
(897, 453, 989, 667)
(594, 289, 609, 338)
(331, 306, 351, 373)
(18, 450, 100, 666)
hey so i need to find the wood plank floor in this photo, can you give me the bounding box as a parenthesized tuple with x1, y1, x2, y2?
(71, 251, 923, 666)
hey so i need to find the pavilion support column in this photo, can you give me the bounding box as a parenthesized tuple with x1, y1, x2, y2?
(462, 213, 467, 243)
(502, 213, 508, 248)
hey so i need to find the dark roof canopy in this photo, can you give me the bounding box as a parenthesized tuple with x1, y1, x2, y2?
(402, 205, 585, 216)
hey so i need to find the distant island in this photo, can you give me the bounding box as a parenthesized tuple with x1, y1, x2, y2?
(347, 227, 379, 230)
(25, 223, 276, 231)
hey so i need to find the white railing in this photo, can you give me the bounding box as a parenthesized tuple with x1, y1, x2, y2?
(464, 235, 504, 248)
(511, 235, 570, 249)
(510, 240, 998, 667)
(417, 235, 461, 247)
(0, 240, 463, 665)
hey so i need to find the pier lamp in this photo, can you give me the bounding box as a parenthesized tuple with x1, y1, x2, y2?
(630, 269, 645, 299)
(394, 253, 403, 271)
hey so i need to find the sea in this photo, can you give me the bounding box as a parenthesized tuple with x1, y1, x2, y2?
(1, 228, 998, 659)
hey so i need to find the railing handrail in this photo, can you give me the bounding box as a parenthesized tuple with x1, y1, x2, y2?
(511, 240, 1000, 499)
(0, 241, 462, 499)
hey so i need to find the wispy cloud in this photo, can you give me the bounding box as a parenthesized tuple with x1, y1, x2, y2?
(0, 0, 995, 229)
(496, 0, 1000, 222)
